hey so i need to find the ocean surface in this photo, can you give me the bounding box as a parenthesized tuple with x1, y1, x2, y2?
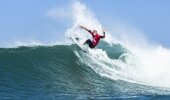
(1, 42, 170, 100)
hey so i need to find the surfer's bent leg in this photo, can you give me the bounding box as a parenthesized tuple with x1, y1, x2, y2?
(84, 39, 95, 48)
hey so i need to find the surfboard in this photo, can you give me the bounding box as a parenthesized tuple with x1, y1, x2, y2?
(70, 33, 88, 52)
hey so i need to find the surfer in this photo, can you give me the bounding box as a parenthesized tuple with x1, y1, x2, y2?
(80, 25, 105, 48)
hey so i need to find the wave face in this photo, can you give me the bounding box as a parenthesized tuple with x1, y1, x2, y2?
(1, 1, 170, 98)
(0, 43, 170, 99)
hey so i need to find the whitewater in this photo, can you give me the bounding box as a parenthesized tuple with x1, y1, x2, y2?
(66, 1, 170, 88)
(1, 1, 170, 99)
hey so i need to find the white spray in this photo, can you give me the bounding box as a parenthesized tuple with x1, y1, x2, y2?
(65, 1, 170, 88)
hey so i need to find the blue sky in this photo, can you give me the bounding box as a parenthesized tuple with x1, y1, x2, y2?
(0, 0, 170, 47)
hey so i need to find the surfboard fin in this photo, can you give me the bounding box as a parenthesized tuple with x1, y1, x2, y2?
(75, 37, 79, 41)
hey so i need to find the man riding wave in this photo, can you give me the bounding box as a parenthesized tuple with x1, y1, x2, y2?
(80, 25, 105, 48)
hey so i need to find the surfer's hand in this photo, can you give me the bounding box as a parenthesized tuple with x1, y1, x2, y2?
(102, 28, 107, 33)
(79, 25, 83, 29)
(103, 31, 105, 35)
(103, 31, 105, 38)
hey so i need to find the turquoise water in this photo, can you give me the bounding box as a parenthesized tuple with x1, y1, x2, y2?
(0, 43, 170, 99)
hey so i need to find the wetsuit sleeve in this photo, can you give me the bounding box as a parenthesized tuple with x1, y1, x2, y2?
(88, 30, 94, 37)
(88, 30, 92, 34)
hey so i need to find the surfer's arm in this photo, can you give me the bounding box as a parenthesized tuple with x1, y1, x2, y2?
(80, 25, 90, 32)
(80, 25, 93, 35)
(100, 31, 105, 38)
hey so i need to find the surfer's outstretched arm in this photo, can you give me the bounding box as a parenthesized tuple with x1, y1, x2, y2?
(80, 25, 90, 32)
(80, 25, 94, 37)
(80, 25, 93, 36)
(100, 31, 105, 38)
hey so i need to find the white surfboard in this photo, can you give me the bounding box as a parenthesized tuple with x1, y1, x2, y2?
(70, 33, 88, 52)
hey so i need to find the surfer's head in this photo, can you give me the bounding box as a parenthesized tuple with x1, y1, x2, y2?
(93, 30, 97, 35)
